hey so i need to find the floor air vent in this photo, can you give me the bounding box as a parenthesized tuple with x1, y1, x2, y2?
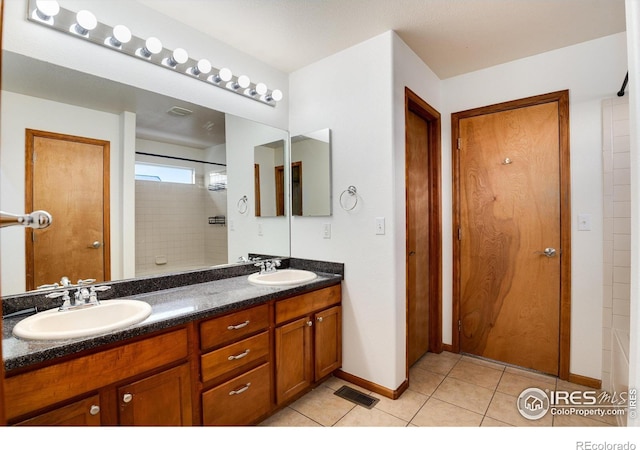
(334, 385, 379, 409)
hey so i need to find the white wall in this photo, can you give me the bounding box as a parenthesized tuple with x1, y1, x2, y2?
(443, 33, 628, 380)
(0, 91, 124, 296)
(289, 32, 400, 389)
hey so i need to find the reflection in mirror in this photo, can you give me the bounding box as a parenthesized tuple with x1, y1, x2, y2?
(254, 140, 286, 217)
(0, 52, 290, 296)
(134, 139, 228, 276)
(290, 129, 331, 216)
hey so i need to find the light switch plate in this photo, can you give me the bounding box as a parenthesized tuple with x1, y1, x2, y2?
(323, 223, 331, 239)
(375, 217, 385, 235)
(578, 213, 592, 231)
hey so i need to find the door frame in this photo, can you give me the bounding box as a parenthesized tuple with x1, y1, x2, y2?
(25, 129, 111, 290)
(451, 90, 571, 380)
(404, 87, 443, 369)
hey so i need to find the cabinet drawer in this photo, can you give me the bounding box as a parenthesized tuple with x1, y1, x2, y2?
(275, 285, 341, 324)
(202, 363, 271, 425)
(201, 331, 269, 383)
(200, 303, 269, 350)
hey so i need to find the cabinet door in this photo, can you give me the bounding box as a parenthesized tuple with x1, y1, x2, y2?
(15, 394, 101, 426)
(314, 305, 342, 380)
(118, 364, 192, 426)
(275, 316, 313, 404)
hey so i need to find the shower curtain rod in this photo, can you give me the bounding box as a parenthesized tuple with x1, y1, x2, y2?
(617, 71, 629, 97)
(136, 151, 226, 167)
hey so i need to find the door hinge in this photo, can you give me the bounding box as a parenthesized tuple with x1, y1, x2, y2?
(457, 227, 462, 240)
(458, 320, 462, 332)
(457, 138, 461, 150)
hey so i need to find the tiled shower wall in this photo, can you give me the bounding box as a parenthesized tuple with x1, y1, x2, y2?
(135, 179, 228, 276)
(602, 97, 631, 391)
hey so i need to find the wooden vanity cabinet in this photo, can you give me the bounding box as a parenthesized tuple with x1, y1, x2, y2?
(199, 303, 272, 425)
(4, 327, 192, 425)
(274, 285, 342, 404)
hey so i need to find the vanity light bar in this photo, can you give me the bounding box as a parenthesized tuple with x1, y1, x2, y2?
(27, 0, 283, 107)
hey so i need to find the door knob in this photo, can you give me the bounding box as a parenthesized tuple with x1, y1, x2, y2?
(541, 247, 557, 258)
(89, 241, 101, 249)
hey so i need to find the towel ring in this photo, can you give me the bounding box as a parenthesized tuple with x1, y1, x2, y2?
(237, 195, 248, 214)
(339, 186, 358, 211)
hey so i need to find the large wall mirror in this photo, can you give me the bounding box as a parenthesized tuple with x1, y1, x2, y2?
(0, 50, 290, 296)
(290, 129, 331, 216)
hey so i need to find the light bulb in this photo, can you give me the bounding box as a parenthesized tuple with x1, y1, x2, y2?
(138, 37, 163, 58)
(106, 25, 132, 48)
(34, 0, 59, 23)
(271, 89, 283, 102)
(190, 59, 211, 76)
(238, 75, 251, 89)
(165, 48, 189, 67)
(73, 10, 97, 36)
(255, 83, 268, 96)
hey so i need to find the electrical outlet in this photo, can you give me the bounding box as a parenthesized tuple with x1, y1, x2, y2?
(375, 217, 385, 235)
(323, 223, 331, 239)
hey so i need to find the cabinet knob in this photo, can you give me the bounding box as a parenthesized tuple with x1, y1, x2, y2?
(89, 405, 100, 416)
(317, 316, 323, 323)
(122, 393, 133, 403)
(306, 321, 313, 327)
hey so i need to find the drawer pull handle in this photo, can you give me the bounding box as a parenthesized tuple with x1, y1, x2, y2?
(229, 382, 251, 396)
(228, 349, 250, 361)
(89, 405, 100, 416)
(307, 321, 313, 327)
(122, 393, 133, 403)
(227, 320, 250, 330)
(317, 317, 323, 323)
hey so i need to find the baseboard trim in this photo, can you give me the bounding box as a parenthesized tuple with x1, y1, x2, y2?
(568, 373, 602, 389)
(442, 343, 455, 353)
(334, 370, 409, 400)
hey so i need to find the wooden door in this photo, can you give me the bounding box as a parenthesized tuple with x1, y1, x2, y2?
(291, 161, 302, 215)
(455, 92, 570, 376)
(118, 364, 192, 426)
(275, 317, 313, 404)
(15, 395, 101, 426)
(275, 165, 285, 216)
(405, 89, 442, 367)
(25, 130, 110, 290)
(314, 305, 342, 380)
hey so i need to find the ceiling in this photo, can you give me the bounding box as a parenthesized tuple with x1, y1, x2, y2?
(137, 0, 627, 79)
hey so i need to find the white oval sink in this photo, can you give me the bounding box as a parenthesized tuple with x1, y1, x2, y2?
(248, 269, 317, 286)
(12, 300, 152, 341)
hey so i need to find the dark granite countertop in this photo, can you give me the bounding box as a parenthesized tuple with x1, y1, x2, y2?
(2, 258, 343, 372)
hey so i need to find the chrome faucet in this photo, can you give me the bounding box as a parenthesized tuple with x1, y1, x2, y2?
(255, 259, 281, 274)
(46, 283, 111, 311)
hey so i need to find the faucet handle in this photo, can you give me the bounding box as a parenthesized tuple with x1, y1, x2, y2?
(45, 290, 69, 300)
(91, 286, 111, 293)
(77, 278, 96, 285)
(37, 282, 60, 290)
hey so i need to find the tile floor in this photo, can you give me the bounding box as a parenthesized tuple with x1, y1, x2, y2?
(260, 351, 619, 427)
